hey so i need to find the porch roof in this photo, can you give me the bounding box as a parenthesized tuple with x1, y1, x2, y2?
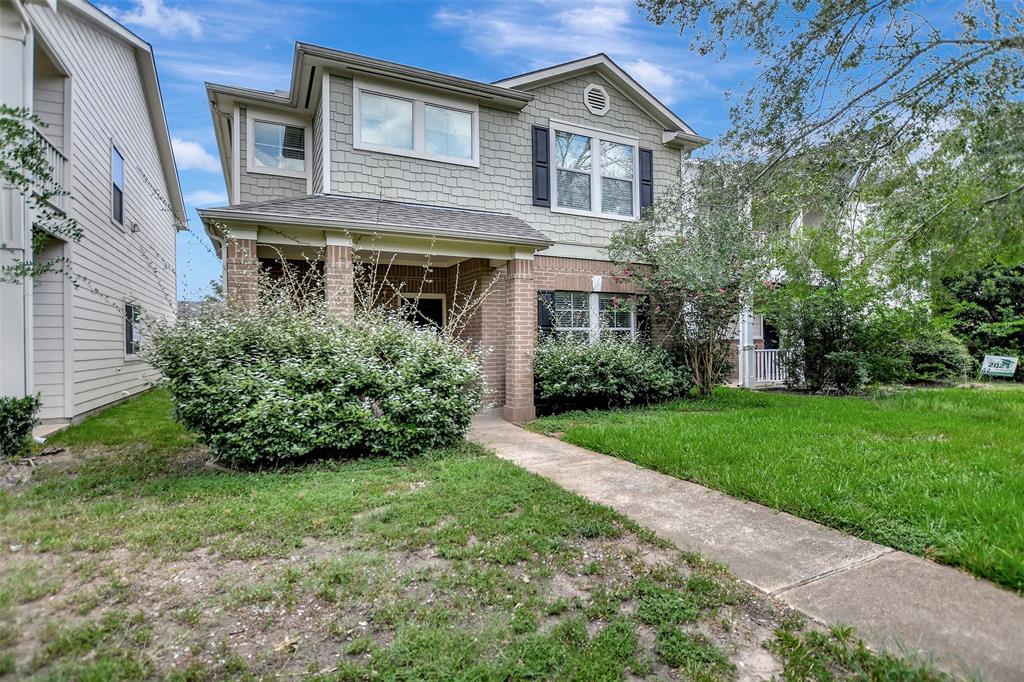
(198, 194, 553, 248)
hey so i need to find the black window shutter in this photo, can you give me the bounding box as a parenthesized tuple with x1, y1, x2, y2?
(639, 148, 654, 210)
(532, 126, 550, 207)
(636, 295, 652, 340)
(537, 290, 555, 335)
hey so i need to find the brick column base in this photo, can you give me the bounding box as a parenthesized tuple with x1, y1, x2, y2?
(225, 237, 258, 308)
(325, 244, 354, 320)
(504, 258, 536, 422)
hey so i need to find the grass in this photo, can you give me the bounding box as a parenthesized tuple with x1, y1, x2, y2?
(530, 386, 1024, 591)
(0, 389, 953, 679)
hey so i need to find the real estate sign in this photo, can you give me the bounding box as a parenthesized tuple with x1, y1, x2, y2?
(980, 355, 1018, 377)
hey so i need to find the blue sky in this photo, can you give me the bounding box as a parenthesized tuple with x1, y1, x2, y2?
(97, 0, 757, 300)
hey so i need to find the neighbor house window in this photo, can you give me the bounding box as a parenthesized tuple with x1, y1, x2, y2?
(124, 303, 141, 356)
(551, 124, 638, 219)
(552, 291, 636, 341)
(251, 120, 306, 173)
(111, 146, 124, 224)
(353, 80, 479, 166)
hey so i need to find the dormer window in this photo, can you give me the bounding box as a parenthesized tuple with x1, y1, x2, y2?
(246, 112, 309, 179)
(353, 80, 479, 167)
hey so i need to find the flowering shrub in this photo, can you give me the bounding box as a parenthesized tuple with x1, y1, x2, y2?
(534, 336, 690, 413)
(0, 394, 40, 458)
(147, 296, 482, 467)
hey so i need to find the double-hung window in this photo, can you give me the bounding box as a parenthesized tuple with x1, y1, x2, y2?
(353, 81, 478, 166)
(551, 123, 638, 220)
(251, 119, 306, 174)
(550, 291, 637, 341)
(111, 146, 124, 224)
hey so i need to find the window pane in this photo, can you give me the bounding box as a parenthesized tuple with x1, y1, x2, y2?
(425, 105, 473, 159)
(601, 177, 634, 216)
(599, 294, 633, 331)
(600, 141, 633, 179)
(360, 92, 413, 150)
(252, 120, 305, 172)
(555, 131, 591, 171)
(557, 170, 591, 210)
(554, 291, 589, 330)
(111, 147, 124, 189)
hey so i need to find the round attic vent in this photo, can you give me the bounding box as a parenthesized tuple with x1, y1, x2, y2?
(583, 83, 610, 116)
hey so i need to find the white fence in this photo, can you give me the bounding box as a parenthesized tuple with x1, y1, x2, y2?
(34, 127, 66, 211)
(754, 348, 787, 385)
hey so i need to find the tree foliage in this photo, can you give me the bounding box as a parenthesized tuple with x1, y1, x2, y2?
(609, 161, 765, 396)
(0, 105, 82, 281)
(640, 0, 1024, 277)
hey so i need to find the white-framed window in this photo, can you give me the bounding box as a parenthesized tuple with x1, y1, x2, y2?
(246, 111, 309, 179)
(552, 291, 636, 341)
(111, 145, 124, 224)
(550, 121, 639, 220)
(400, 292, 446, 328)
(353, 80, 479, 167)
(124, 302, 141, 356)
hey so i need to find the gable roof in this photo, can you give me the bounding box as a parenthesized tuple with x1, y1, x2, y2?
(198, 194, 553, 247)
(495, 53, 709, 148)
(37, 0, 186, 228)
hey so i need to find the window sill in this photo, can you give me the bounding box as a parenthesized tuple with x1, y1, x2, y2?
(550, 205, 636, 222)
(245, 164, 308, 180)
(352, 141, 480, 168)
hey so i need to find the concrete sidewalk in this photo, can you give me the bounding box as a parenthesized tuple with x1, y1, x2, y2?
(469, 413, 1024, 681)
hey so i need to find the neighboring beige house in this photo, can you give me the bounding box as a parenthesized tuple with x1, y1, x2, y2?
(0, 0, 184, 424)
(199, 45, 711, 421)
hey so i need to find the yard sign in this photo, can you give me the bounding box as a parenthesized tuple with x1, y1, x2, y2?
(980, 355, 1018, 377)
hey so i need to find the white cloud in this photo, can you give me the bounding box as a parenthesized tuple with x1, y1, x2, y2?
(101, 0, 202, 39)
(172, 138, 220, 173)
(624, 60, 676, 96)
(184, 189, 227, 207)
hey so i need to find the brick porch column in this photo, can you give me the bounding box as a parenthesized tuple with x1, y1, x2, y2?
(324, 240, 354, 320)
(504, 258, 536, 422)
(225, 237, 258, 308)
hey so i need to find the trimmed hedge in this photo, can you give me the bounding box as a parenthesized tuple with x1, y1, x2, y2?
(534, 336, 690, 413)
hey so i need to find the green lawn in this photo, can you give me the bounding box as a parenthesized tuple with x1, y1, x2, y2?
(530, 387, 1024, 592)
(0, 390, 951, 680)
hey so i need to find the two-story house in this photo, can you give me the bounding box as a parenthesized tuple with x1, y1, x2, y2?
(198, 44, 709, 421)
(1, 0, 185, 426)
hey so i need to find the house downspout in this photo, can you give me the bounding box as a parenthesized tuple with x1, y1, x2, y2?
(12, 0, 35, 398)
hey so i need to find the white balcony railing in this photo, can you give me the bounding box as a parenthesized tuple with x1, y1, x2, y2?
(755, 348, 787, 385)
(33, 126, 66, 211)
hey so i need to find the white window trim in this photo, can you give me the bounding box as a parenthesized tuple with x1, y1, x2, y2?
(549, 120, 640, 222)
(553, 291, 637, 342)
(400, 292, 447, 326)
(352, 79, 480, 168)
(110, 141, 125, 228)
(245, 109, 311, 180)
(124, 300, 141, 360)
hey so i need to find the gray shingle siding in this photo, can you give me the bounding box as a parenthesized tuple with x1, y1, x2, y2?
(238, 108, 308, 203)
(311, 101, 324, 194)
(328, 73, 681, 249)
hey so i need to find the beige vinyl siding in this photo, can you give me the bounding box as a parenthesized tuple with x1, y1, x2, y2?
(26, 4, 176, 417)
(327, 72, 681, 249)
(32, 238, 66, 420)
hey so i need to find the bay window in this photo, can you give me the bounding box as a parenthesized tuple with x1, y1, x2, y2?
(353, 81, 479, 166)
(551, 123, 638, 219)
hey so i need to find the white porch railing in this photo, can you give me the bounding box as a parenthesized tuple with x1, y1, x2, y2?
(755, 348, 787, 385)
(33, 126, 66, 211)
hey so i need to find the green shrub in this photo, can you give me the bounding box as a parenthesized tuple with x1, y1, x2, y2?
(534, 336, 690, 413)
(147, 297, 482, 467)
(907, 330, 974, 383)
(0, 394, 40, 458)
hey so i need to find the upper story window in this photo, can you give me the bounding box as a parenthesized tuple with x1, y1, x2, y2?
(551, 122, 638, 220)
(111, 145, 124, 224)
(246, 112, 309, 180)
(353, 80, 479, 167)
(252, 120, 305, 172)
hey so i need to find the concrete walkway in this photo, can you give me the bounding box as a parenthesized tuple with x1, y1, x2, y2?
(469, 413, 1024, 681)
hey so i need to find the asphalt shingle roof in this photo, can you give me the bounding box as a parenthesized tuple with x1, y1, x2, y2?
(199, 194, 552, 246)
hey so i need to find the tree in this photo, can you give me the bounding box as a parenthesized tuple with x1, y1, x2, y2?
(0, 105, 82, 281)
(608, 161, 765, 396)
(640, 0, 1024, 276)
